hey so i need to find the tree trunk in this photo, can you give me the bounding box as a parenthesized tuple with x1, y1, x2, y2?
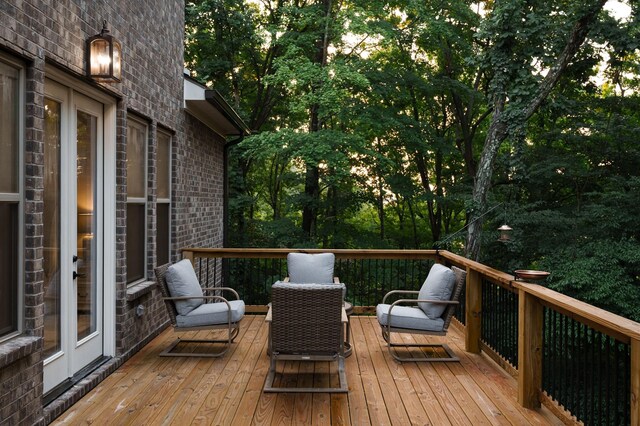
(465, 0, 607, 260)
(302, 0, 332, 240)
(302, 164, 320, 238)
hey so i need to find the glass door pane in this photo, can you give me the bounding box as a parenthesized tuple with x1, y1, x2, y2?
(43, 98, 62, 357)
(76, 110, 97, 341)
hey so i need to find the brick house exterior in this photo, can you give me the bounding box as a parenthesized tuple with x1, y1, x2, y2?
(0, 1, 246, 424)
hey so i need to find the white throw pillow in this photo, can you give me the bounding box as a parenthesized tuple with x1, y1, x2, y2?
(418, 263, 456, 319)
(165, 259, 204, 315)
(287, 253, 335, 283)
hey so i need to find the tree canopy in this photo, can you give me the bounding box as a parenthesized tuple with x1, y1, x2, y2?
(185, 0, 640, 321)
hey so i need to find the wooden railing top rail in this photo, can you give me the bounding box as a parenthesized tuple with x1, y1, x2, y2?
(182, 247, 440, 260)
(437, 250, 515, 286)
(516, 282, 640, 343)
(181, 247, 640, 342)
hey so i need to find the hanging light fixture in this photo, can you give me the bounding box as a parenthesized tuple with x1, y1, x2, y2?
(497, 224, 513, 242)
(433, 203, 514, 252)
(86, 21, 121, 82)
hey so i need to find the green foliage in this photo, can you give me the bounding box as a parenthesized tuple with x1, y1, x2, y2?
(186, 0, 640, 321)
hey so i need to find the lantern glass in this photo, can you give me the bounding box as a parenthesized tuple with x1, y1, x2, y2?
(89, 38, 110, 76)
(112, 40, 121, 80)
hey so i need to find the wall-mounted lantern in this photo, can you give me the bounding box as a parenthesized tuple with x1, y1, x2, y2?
(86, 21, 121, 82)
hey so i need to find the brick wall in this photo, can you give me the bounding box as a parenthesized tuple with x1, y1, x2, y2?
(172, 114, 226, 253)
(0, 0, 227, 423)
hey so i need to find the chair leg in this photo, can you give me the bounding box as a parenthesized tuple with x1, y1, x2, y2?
(383, 327, 459, 362)
(344, 320, 352, 357)
(263, 354, 348, 393)
(160, 325, 238, 358)
(263, 354, 278, 392)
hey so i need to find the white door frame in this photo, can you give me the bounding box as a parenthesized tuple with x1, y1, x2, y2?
(43, 68, 116, 393)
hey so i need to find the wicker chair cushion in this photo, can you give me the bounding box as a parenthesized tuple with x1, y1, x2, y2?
(376, 304, 445, 331)
(287, 252, 335, 283)
(176, 299, 245, 327)
(418, 263, 456, 319)
(165, 259, 204, 315)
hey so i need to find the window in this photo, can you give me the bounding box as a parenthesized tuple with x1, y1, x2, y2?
(156, 130, 171, 266)
(126, 116, 147, 284)
(0, 56, 23, 340)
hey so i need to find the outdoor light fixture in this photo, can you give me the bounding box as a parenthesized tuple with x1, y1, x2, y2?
(497, 224, 513, 242)
(86, 21, 121, 82)
(434, 202, 512, 251)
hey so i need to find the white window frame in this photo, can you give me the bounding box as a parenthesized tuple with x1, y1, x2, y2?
(0, 53, 25, 343)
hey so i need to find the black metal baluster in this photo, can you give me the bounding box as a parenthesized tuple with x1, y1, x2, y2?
(497, 284, 502, 353)
(205, 258, 210, 289)
(368, 259, 380, 306)
(542, 308, 548, 394)
(591, 328, 598, 425)
(569, 317, 575, 417)
(560, 314, 566, 407)
(580, 323, 587, 423)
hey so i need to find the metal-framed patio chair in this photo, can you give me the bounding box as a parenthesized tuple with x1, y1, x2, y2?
(154, 260, 245, 358)
(376, 264, 466, 362)
(264, 282, 348, 393)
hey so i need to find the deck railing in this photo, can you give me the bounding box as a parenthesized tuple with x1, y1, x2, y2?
(181, 248, 640, 425)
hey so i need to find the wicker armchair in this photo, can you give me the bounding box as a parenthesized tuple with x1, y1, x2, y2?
(154, 262, 245, 358)
(377, 264, 466, 362)
(284, 252, 353, 357)
(264, 282, 348, 393)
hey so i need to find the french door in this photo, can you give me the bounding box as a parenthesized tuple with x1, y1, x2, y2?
(43, 79, 105, 394)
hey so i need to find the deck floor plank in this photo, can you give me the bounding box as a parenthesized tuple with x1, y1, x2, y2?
(351, 315, 393, 425)
(361, 317, 420, 426)
(52, 316, 563, 426)
(343, 318, 371, 426)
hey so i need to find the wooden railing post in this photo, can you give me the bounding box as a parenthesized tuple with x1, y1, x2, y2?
(518, 288, 543, 409)
(183, 249, 194, 265)
(632, 338, 639, 426)
(465, 268, 482, 354)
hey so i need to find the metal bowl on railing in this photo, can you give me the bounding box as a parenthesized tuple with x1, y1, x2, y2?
(513, 270, 550, 281)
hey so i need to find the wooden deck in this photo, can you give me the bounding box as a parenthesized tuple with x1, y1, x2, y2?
(52, 315, 562, 425)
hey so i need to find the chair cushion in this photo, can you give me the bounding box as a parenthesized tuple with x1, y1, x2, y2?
(287, 252, 335, 284)
(176, 299, 245, 328)
(165, 259, 204, 315)
(273, 281, 345, 292)
(418, 263, 456, 319)
(376, 304, 445, 332)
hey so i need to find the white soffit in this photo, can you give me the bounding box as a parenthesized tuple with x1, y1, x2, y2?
(183, 75, 248, 138)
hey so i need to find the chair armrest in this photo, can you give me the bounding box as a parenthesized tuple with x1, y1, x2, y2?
(163, 295, 231, 304)
(382, 290, 419, 304)
(202, 287, 241, 300)
(387, 299, 458, 316)
(414, 299, 459, 305)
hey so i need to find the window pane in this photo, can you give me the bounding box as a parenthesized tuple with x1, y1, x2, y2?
(157, 131, 171, 199)
(157, 203, 169, 266)
(0, 203, 18, 337)
(126, 118, 146, 198)
(44, 98, 61, 356)
(76, 110, 98, 340)
(126, 203, 145, 283)
(0, 61, 19, 193)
